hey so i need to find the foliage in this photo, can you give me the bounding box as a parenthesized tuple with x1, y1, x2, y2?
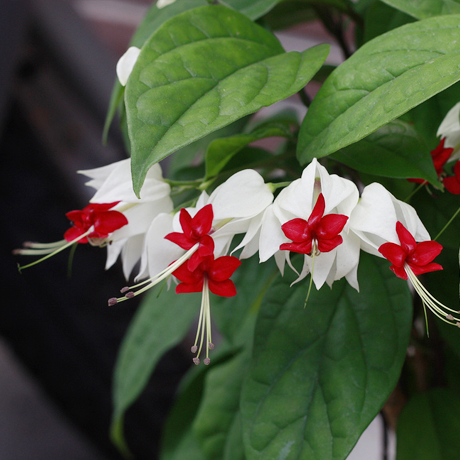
(100, 1, 460, 459)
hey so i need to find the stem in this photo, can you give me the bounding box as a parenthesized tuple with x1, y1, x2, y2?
(404, 182, 425, 202)
(434, 205, 460, 241)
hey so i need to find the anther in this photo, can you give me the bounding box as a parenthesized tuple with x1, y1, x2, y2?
(457, 322, 460, 328)
(208, 342, 214, 350)
(108, 298, 118, 306)
(191, 345, 198, 353)
(203, 358, 210, 365)
(120, 286, 129, 293)
(193, 357, 200, 365)
(125, 291, 135, 299)
(447, 314, 455, 321)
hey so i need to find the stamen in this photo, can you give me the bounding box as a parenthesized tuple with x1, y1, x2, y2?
(191, 345, 198, 353)
(193, 357, 200, 365)
(203, 358, 210, 365)
(406, 266, 460, 325)
(108, 298, 118, 306)
(304, 244, 316, 308)
(110, 243, 199, 304)
(17, 229, 93, 271)
(208, 342, 214, 350)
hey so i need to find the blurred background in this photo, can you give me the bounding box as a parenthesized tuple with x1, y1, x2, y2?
(0, 1, 392, 459)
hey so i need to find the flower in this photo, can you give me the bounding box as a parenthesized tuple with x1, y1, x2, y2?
(173, 254, 241, 365)
(408, 138, 453, 184)
(378, 222, 442, 280)
(138, 169, 273, 282)
(157, 0, 177, 8)
(437, 102, 460, 159)
(64, 202, 128, 242)
(116, 46, 140, 86)
(349, 182, 431, 257)
(279, 193, 348, 255)
(350, 183, 460, 327)
(443, 160, 460, 194)
(15, 158, 172, 278)
(14, 200, 128, 271)
(259, 158, 360, 290)
(79, 158, 173, 279)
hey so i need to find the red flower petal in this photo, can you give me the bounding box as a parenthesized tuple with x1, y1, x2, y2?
(390, 265, 408, 280)
(316, 214, 348, 239)
(85, 202, 120, 212)
(173, 262, 204, 284)
(408, 241, 443, 266)
(165, 232, 195, 250)
(176, 280, 204, 294)
(396, 222, 416, 255)
(444, 175, 460, 195)
(64, 226, 88, 243)
(93, 211, 128, 235)
(308, 193, 325, 228)
(432, 138, 453, 175)
(208, 279, 237, 297)
(280, 241, 313, 254)
(191, 204, 213, 237)
(379, 242, 407, 267)
(281, 218, 310, 242)
(179, 208, 194, 239)
(209, 256, 241, 282)
(317, 235, 343, 253)
(409, 262, 443, 276)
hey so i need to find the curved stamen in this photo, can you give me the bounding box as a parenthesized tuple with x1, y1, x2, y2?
(17, 229, 93, 272)
(406, 266, 460, 326)
(108, 243, 199, 305)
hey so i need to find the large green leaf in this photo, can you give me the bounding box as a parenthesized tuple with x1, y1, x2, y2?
(298, 16, 460, 165)
(193, 349, 249, 460)
(332, 120, 439, 183)
(212, 256, 278, 347)
(241, 253, 412, 460)
(125, 5, 329, 195)
(110, 287, 200, 453)
(381, 0, 460, 19)
(396, 389, 460, 460)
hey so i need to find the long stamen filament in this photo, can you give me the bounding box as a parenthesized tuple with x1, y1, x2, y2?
(17, 229, 93, 272)
(406, 266, 460, 326)
(304, 245, 316, 308)
(109, 244, 199, 305)
(23, 240, 67, 249)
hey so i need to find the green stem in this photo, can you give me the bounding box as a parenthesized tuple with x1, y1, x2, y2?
(434, 205, 460, 241)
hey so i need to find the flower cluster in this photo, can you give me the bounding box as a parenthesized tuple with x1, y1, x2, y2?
(16, 150, 459, 362)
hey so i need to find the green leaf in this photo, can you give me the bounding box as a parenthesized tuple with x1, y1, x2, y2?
(220, 0, 283, 19)
(205, 122, 293, 180)
(396, 389, 460, 460)
(241, 253, 412, 460)
(381, 0, 460, 19)
(103, 0, 208, 142)
(110, 287, 200, 453)
(363, 0, 414, 43)
(298, 16, 460, 165)
(160, 365, 207, 460)
(332, 119, 439, 183)
(125, 5, 329, 196)
(212, 256, 278, 347)
(160, 343, 240, 460)
(193, 349, 249, 460)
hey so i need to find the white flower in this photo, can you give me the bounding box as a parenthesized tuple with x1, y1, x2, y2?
(139, 169, 274, 281)
(116, 46, 140, 86)
(157, 0, 177, 8)
(437, 102, 460, 160)
(259, 158, 360, 291)
(79, 158, 173, 279)
(349, 182, 430, 257)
